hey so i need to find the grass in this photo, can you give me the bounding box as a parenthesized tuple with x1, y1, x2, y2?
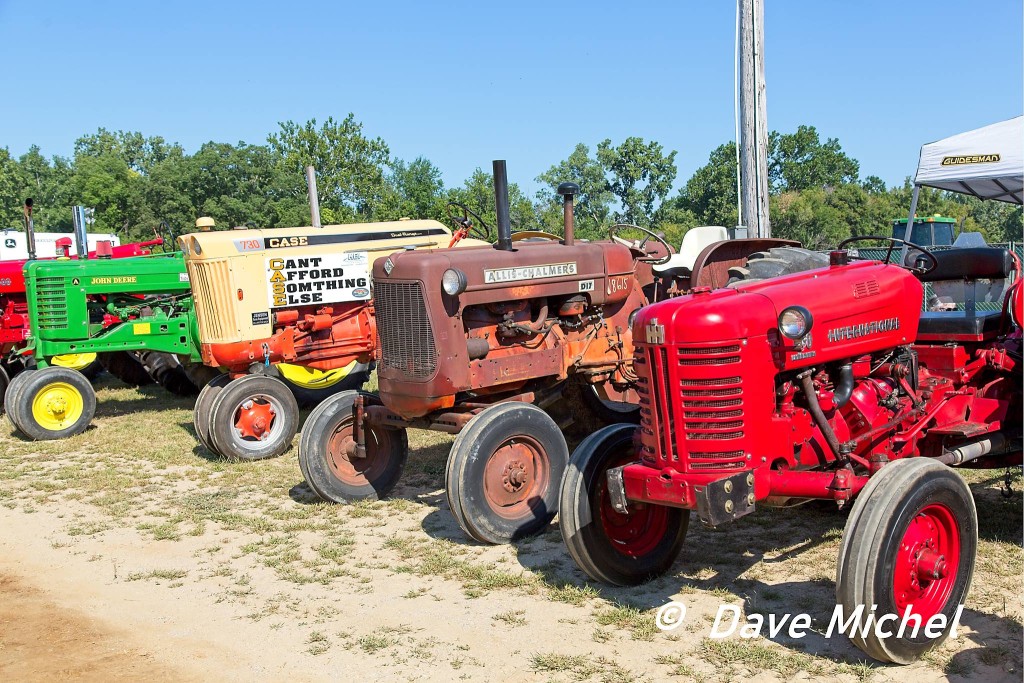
(0, 374, 1020, 680)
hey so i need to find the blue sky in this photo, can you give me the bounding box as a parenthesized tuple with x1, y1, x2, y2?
(1, 0, 1021, 195)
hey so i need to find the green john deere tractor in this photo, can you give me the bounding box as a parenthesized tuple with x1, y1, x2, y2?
(4, 250, 204, 439)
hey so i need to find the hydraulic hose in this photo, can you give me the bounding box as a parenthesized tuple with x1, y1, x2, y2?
(798, 370, 844, 462)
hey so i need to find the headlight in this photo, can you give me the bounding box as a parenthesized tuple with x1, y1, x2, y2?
(779, 306, 813, 339)
(442, 268, 467, 296)
(190, 236, 202, 255)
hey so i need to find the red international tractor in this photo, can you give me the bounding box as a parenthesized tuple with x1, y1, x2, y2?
(298, 160, 794, 545)
(558, 236, 1021, 663)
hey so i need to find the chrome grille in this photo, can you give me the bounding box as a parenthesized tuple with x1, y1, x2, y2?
(375, 280, 436, 380)
(188, 260, 239, 342)
(35, 277, 68, 330)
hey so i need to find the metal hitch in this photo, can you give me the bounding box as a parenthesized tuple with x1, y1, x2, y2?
(695, 471, 755, 527)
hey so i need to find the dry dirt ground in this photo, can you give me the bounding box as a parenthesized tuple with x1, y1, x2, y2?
(0, 377, 1021, 682)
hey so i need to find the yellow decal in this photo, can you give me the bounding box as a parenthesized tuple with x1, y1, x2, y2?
(941, 154, 1000, 166)
(133, 323, 151, 335)
(91, 276, 137, 285)
(267, 236, 308, 248)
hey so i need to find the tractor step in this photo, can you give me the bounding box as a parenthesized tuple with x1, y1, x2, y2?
(695, 471, 756, 527)
(928, 422, 992, 437)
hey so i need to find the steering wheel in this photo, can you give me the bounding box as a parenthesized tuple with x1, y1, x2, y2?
(446, 202, 492, 242)
(836, 235, 938, 275)
(153, 221, 177, 252)
(608, 223, 673, 265)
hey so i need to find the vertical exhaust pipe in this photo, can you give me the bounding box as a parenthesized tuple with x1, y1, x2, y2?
(557, 182, 579, 247)
(23, 198, 37, 260)
(493, 160, 513, 251)
(72, 205, 90, 260)
(305, 165, 322, 228)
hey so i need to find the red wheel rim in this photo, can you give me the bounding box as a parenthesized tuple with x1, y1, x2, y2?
(481, 436, 550, 521)
(596, 456, 670, 558)
(325, 417, 397, 486)
(892, 503, 961, 621)
(233, 396, 278, 441)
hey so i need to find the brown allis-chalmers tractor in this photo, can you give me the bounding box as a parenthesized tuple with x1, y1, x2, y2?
(298, 160, 793, 545)
(559, 237, 1022, 663)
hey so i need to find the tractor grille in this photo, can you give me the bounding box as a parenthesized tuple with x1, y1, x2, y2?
(188, 259, 239, 343)
(35, 277, 69, 330)
(636, 340, 748, 472)
(375, 280, 436, 380)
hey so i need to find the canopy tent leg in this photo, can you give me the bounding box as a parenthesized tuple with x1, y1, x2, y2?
(899, 184, 921, 263)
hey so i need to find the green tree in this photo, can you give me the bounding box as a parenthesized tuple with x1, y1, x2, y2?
(445, 168, 536, 240)
(596, 137, 677, 226)
(671, 142, 739, 228)
(381, 156, 446, 222)
(769, 125, 859, 191)
(268, 115, 391, 221)
(535, 143, 614, 240)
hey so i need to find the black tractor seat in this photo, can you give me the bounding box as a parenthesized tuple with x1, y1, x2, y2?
(914, 246, 1014, 339)
(918, 309, 1004, 338)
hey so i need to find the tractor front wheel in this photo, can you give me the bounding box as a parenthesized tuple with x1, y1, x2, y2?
(446, 402, 569, 544)
(3, 365, 33, 425)
(193, 373, 232, 454)
(560, 423, 688, 586)
(208, 375, 299, 461)
(50, 353, 102, 380)
(836, 458, 977, 664)
(298, 391, 408, 503)
(10, 367, 96, 440)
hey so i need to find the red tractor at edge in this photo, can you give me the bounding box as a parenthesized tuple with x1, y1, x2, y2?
(559, 237, 1022, 664)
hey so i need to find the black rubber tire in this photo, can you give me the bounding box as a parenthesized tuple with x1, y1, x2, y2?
(99, 351, 154, 387)
(182, 361, 224, 390)
(11, 367, 97, 440)
(4, 365, 37, 429)
(446, 402, 569, 544)
(193, 373, 232, 454)
(208, 374, 299, 461)
(77, 359, 103, 381)
(560, 423, 689, 586)
(727, 246, 830, 284)
(579, 379, 641, 425)
(138, 351, 200, 397)
(298, 390, 409, 503)
(836, 458, 977, 664)
(282, 363, 373, 408)
(0, 364, 9, 413)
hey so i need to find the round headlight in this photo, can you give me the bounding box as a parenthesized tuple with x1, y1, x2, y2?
(442, 268, 467, 296)
(190, 236, 202, 255)
(779, 306, 813, 339)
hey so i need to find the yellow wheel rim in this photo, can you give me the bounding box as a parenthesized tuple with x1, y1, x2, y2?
(30, 382, 85, 431)
(51, 353, 98, 372)
(277, 362, 357, 390)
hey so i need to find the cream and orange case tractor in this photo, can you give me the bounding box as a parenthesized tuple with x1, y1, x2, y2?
(558, 238, 1022, 664)
(182, 218, 487, 461)
(297, 160, 797, 545)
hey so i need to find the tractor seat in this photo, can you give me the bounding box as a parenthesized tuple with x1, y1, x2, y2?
(913, 247, 1013, 282)
(914, 247, 1014, 340)
(917, 309, 1004, 338)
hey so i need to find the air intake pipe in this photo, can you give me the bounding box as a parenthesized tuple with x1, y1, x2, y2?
(72, 205, 89, 260)
(493, 160, 513, 251)
(22, 198, 36, 260)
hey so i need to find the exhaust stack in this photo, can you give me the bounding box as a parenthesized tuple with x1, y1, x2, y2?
(72, 206, 90, 260)
(493, 160, 513, 251)
(22, 198, 37, 260)
(557, 182, 579, 247)
(305, 166, 322, 228)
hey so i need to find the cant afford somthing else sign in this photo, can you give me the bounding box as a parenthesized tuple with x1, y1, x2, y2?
(266, 252, 371, 308)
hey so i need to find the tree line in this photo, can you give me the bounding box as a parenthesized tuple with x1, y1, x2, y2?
(1, 114, 1020, 249)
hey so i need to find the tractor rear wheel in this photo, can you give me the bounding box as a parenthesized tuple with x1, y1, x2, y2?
(560, 423, 688, 586)
(182, 362, 224, 391)
(298, 391, 408, 503)
(836, 458, 977, 664)
(446, 402, 569, 544)
(727, 246, 829, 284)
(10, 367, 96, 440)
(3, 365, 32, 425)
(137, 351, 200, 397)
(193, 373, 232, 454)
(0, 364, 9, 411)
(99, 351, 154, 387)
(208, 374, 299, 461)
(278, 362, 372, 408)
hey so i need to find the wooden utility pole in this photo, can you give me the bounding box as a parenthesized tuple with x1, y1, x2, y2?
(739, 0, 771, 237)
